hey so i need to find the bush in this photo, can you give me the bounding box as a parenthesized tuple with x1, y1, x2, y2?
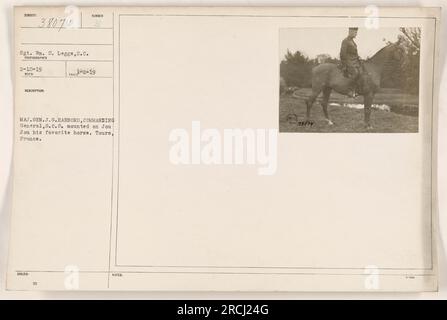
(280, 50, 315, 88)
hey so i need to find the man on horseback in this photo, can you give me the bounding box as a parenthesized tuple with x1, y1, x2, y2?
(340, 27, 361, 98)
(306, 29, 405, 129)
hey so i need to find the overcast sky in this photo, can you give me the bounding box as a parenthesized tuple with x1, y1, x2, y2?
(280, 28, 401, 61)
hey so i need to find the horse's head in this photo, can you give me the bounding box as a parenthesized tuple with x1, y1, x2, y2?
(369, 38, 408, 69)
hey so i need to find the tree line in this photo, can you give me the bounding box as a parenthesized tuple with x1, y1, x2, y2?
(280, 28, 420, 94)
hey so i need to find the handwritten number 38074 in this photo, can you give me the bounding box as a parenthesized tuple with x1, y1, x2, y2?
(38, 17, 72, 31)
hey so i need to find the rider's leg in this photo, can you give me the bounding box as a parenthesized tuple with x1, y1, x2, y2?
(348, 66, 360, 98)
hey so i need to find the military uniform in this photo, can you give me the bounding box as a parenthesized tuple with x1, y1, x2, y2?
(340, 36, 360, 79)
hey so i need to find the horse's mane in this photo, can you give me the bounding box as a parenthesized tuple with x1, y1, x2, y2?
(367, 43, 394, 61)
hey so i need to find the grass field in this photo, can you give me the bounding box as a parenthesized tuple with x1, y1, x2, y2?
(279, 88, 419, 133)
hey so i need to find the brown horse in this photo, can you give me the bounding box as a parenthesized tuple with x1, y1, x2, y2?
(305, 41, 406, 129)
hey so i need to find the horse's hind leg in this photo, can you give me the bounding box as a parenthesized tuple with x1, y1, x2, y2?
(364, 93, 374, 130)
(321, 86, 333, 125)
(306, 85, 323, 120)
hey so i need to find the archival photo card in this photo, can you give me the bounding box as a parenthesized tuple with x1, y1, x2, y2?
(7, 6, 440, 292)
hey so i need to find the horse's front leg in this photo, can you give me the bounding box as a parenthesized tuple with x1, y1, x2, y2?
(363, 93, 374, 130)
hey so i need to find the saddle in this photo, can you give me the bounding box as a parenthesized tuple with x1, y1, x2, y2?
(338, 60, 364, 79)
(338, 61, 367, 95)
